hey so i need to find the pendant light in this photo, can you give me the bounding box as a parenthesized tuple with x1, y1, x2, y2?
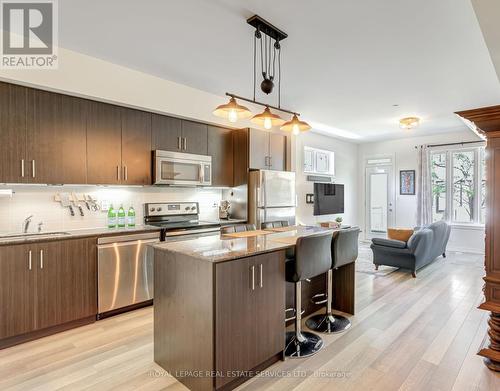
(213, 15, 311, 135)
(280, 114, 312, 135)
(213, 97, 252, 123)
(251, 106, 285, 129)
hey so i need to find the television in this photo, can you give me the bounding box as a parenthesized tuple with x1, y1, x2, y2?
(313, 183, 344, 216)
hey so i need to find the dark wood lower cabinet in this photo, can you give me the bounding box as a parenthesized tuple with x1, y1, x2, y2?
(154, 249, 286, 391)
(0, 238, 97, 349)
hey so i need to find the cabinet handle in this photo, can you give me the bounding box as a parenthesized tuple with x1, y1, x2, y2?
(116, 165, 120, 181)
(177, 137, 181, 150)
(260, 264, 263, 288)
(183, 137, 187, 150)
(264, 156, 268, 167)
(21, 159, 25, 178)
(32, 160, 35, 178)
(28, 250, 32, 270)
(40, 249, 44, 269)
(251, 265, 255, 290)
(269, 156, 272, 167)
(123, 165, 128, 181)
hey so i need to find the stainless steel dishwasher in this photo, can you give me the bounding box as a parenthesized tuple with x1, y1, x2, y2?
(97, 232, 160, 317)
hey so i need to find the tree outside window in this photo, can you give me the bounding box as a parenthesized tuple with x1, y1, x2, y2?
(431, 146, 485, 225)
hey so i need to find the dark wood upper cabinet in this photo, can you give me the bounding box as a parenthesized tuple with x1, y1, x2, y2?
(269, 133, 286, 171)
(151, 114, 182, 152)
(0, 243, 35, 340)
(27, 90, 88, 184)
(233, 128, 249, 187)
(121, 108, 152, 185)
(0, 82, 28, 183)
(86, 101, 122, 184)
(208, 125, 233, 187)
(181, 120, 208, 155)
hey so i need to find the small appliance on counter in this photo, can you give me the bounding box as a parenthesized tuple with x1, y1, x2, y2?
(144, 202, 221, 241)
(219, 200, 231, 219)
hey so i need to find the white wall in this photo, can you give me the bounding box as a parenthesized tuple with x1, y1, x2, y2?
(293, 132, 359, 226)
(358, 130, 485, 253)
(0, 185, 221, 234)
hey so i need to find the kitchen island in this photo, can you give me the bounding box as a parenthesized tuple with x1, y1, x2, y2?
(152, 226, 355, 391)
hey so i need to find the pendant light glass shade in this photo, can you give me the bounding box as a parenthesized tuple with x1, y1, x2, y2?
(213, 97, 252, 123)
(250, 106, 285, 130)
(280, 114, 311, 135)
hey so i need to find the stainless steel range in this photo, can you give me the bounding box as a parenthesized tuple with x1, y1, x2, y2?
(144, 202, 221, 241)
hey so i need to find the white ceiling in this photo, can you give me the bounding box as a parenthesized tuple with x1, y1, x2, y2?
(58, 0, 500, 142)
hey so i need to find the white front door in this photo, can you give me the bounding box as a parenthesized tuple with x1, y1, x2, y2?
(366, 165, 395, 238)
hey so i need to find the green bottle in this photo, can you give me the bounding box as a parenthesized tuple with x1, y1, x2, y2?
(127, 206, 136, 227)
(107, 204, 117, 228)
(117, 205, 126, 228)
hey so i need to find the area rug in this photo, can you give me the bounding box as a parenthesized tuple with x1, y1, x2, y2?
(356, 240, 399, 276)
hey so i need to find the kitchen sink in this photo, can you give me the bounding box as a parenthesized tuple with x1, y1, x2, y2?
(0, 231, 71, 240)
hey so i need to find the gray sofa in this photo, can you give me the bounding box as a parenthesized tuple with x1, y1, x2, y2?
(370, 221, 451, 277)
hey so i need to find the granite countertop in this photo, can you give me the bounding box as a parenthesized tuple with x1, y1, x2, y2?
(217, 218, 247, 225)
(0, 225, 161, 246)
(152, 225, 330, 263)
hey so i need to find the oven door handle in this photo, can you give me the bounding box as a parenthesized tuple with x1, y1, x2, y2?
(164, 227, 220, 237)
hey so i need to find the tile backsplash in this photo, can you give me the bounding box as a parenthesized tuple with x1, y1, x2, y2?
(0, 185, 222, 234)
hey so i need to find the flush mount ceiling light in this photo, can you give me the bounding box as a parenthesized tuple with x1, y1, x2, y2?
(280, 113, 312, 135)
(213, 15, 310, 134)
(399, 117, 421, 129)
(213, 97, 252, 123)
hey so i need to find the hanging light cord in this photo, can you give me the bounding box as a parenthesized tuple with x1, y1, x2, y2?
(278, 41, 281, 108)
(253, 31, 257, 101)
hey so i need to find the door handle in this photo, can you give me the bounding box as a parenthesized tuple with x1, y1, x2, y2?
(32, 160, 35, 178)
(259, 264, 263, 288)
(251, 265, 255, 290)
(28, 250, 32, 270)
(40, 249, 44, 269)
(21, 159, 25, 178)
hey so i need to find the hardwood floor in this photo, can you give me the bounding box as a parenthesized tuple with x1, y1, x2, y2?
(0, 249, 499, 390)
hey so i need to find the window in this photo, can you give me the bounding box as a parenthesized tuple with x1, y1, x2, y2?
(430, 146, 485, 225)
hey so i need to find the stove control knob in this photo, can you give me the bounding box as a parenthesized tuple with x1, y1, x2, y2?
(150, 207, 156, 212)
(157, 207, 162, 212)
(191, 206, 196, 210)
(185, 206, 190, 211)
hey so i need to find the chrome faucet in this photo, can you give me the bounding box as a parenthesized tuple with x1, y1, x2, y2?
(37, 221, 43, 233)
(23, 215, 33, 233)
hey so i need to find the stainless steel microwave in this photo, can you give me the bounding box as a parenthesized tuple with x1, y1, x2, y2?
(153, 150, 212, 186)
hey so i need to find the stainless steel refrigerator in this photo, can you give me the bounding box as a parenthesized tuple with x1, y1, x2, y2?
(248, 170, 296, 229)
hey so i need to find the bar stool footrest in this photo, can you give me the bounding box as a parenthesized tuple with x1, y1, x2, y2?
(306, 314, 351, 334)
(285, 307, 306, 322)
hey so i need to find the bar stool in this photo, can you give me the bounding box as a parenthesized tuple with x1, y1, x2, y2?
(220, 224, 256, 234)
(285, 231, 333, 358)
(306, 227, 360, 333)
